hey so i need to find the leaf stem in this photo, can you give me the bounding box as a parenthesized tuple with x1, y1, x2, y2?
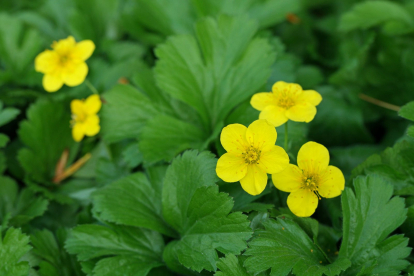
(359, 93, 400, 112)
(284, 122, 289, 151)
(85, 80, 99, 95)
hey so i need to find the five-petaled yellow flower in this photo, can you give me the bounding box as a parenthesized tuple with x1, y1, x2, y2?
(272, 141, 344, 217)
(251, 81, 322, 127)
(70, 94, 101, 142)
(216, 120, 289, 195)
(35, 36, 95, 92)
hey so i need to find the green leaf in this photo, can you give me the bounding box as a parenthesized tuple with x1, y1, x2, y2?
(92, 171, 176, 237)
(100, 84, 160, 143)
(0, 176, 49, 227)
(31, 229, 84, 276)
(0, 227, 32, 276)
(122, 142, 143, 168)
(339, 1, 414, 33)
(0, 134, 10, 148)
(170, 186, 252, 272)
(244, 219, 351, 276)
(139, 115, 207, 164)
(0, 13, 43, 77)
(215, 254, 250, 276)
(351, 137, 414, 195)
(309, 86, 373, 146)
(162, 150, 217, 232)
(0, 101, 20, 127)
(17, 100, 76, 183)
(339, 175, 410, 275)
(408, 126, 414, 138)
(65, 224, 164, 276)
(154, 15, 274, 127)
(399, 101, 414, 122)
(121, 0, 194, 37)
(191, 0, 301, 29)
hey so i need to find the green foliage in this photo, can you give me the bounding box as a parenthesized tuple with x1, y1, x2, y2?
(339, 175, 410, 275)
(0, 13, 43, 84)
(339, 1, 414, 34)
(92, 171, 176, 237)
(65, 224, 164, 276)
(0, 227, 32, 276)
(244, 219, 350, 276)
(100, 84, 160, 143)
(162, 150, 218, 231)
(215, 254, 250, 276)
(17, 100, 76, 184)
(352, 137, 414, 196)
(0, 176, 48, 227)
(3, 1, 414, 275)
(31, 229, 84, 276)
(168, 185, 252, 272)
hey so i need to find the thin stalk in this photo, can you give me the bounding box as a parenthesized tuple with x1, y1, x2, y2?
(85, 80, 99, 95)
(359, 93, 400, 112)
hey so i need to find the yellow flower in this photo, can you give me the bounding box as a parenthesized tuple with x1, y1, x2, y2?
(272, 141, 345, 217)
(216, 119, 289, 196)
(251, 81, 322, 127)
(35, 36, 95, 92)
(70, 94, 101, 142)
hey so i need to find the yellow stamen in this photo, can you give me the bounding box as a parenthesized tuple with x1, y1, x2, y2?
(242, 146, 261, 164)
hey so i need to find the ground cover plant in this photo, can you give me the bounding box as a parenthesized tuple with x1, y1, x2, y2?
(1, 0, 414, 275)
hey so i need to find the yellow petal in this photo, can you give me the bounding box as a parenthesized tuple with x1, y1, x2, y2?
(84, 94, 102, 115)
(318, 166, 345, 198)
(297, 141, 329, 174)
(72, 40, 95, 61)
(84, 115, 100, 136)
(72, 123, 85, 142)
(62, 62, 88, 87)
(287, 189, 318, 217)
(239, 164, 268, 196)
(216, 153, 248, 182)
(71, 99, 84, 115)
(273, 82, 302, 97)
(251, 92, 275, 111)
(271, 81, 288, 93)
(297, 90, 322, 106)
(220, 124, 248, 155)
(272, 164, 303, 192)
(52, 36, 76, 55)
(35, 50, 59, 73)
(43, 73, 64, 92)
(285, 102, 316, 123)
(258, 145, 289, 174)
(246, 119, 276, 152)
(259, 105, 288, 127)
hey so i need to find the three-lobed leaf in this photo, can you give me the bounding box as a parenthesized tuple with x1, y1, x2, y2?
(244, 218, 351, 276)
(339, 174, 410, 275)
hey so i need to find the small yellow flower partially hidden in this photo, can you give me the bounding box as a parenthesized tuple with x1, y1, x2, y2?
(70, 94, 101, 142)
(251, 81, 322, 127)
(272, 141, 345, 217)
(216, 120, 289, 196)
(35, 36, 95, 92)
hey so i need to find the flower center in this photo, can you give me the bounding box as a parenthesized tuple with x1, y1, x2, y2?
(59, 54, 70, 66)
(302, 176, 321, 199)
(72, 112, 87, 124)
(277, 93, 296, 109)
(242, 146, 261, 164)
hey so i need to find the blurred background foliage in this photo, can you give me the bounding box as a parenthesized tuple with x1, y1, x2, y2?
(1, 0, 414, 275)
